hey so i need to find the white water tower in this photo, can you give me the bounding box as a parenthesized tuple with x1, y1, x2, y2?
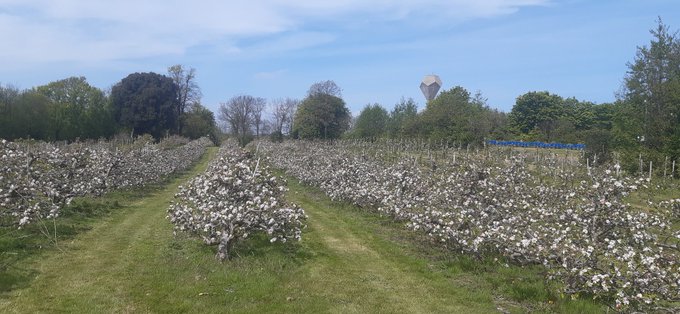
(420, 75, 442, 101)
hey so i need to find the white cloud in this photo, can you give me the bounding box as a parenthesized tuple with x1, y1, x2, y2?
(244, 32, 336, 57)
(0, 0, 550, 67)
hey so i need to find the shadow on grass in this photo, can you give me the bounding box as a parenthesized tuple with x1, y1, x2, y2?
(232, 232, 315, 262)
(0, 266, 38, 294)
(167, 230, 315, 266)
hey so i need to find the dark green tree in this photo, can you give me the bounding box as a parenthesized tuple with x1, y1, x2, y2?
(293, 82, 350, 139)
(549, 98, 601, 144)
(21, 92, 51, 140)
(419, 86, 493, 145)
(487, 108, 510, 140)
(591, 102, 616, 130)
(574, 101, 615, 161)
(509, 91, 565, 141)
(387, 97, 419, 138)
(467, 91, 495, 143)
(182, 103, 218, 143)
(0, 86, 52, 141)
(0, 84, 21, 139)
(351, 103, 389, 138)
(111, 72, 179, 139)
(616, 18, 680, 160)
(420, 86, 470, 141)
(7, 91, 51, 140)
(552, 116, 579, 144)
(563, 97, 595, 131)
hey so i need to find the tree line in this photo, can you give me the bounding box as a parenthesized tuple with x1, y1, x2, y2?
(2, 20, 678, 172)
(341, 19, 680, 172)
(0, 65, 218, 143)
(218, 17, 678, 174)
(506, 19, 680, 171)
(217, 80, 350, 146)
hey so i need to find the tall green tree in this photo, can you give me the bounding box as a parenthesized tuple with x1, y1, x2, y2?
(293, 81, 350, 139)
(563, 97, 595, 131)
(21, 92, 51, 140)
(592, 102, 616, 130)
(352, 103, 389, 138)
(387, 97, 419, 138)
(509, 91, 564, 141)
(467, 91, 496, 142)
(420, 86, 470, 141)
(0, 84, 21, 139)
(111, 72, 179, 139)
(419, 86, 493, 145)
(182, 103, 218, 143)
(617, 18, 680, 159)
(487, 108, 510, 140)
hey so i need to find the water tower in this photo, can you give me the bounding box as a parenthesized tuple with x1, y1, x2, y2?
(420, 74, 442, 101)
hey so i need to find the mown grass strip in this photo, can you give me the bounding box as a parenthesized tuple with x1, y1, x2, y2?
(282, 177, 605, 314)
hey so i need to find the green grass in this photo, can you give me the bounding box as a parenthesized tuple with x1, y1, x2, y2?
(284, 179, 605, 313)
(0, 178, 145, 295)
(626, 178, 680, 205)
(0, 147, 220, 311)
(1, 147, 605, 313)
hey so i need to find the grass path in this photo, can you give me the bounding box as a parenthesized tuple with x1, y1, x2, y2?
(279, 185, 498, 313)
(0, 148, 599, 313)
(0, 147, 220, 313)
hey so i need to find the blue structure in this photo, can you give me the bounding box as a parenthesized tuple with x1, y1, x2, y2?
(486, 140, 585, 150)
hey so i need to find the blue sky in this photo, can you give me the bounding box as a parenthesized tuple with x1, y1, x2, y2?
(1, 0, 679, 115)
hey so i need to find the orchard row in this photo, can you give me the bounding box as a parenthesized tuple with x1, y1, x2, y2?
(258, 140, 679, 311)
(0, 136, 212, 227)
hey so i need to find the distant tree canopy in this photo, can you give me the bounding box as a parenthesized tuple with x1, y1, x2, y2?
(387, 97, 419, 138)
(293, 88, 351, 139)
(345, 90, 507, 146)
(182, 103, 218, 143)
(218, 94, 266, 146)
(36, 76, 114, 141)
(0, 78, 115, 142)
(0, 87, 50, 140)
(507, 91, 612, 144)
(1, 66, 212, 143)
(307, 80, 342, 98)
(270, 98, 299, 137)
(418, 87, 507, 145)
(111, 72, 179, 139)
(351, 103, 389, 138)
(509, 91, 565, 139)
